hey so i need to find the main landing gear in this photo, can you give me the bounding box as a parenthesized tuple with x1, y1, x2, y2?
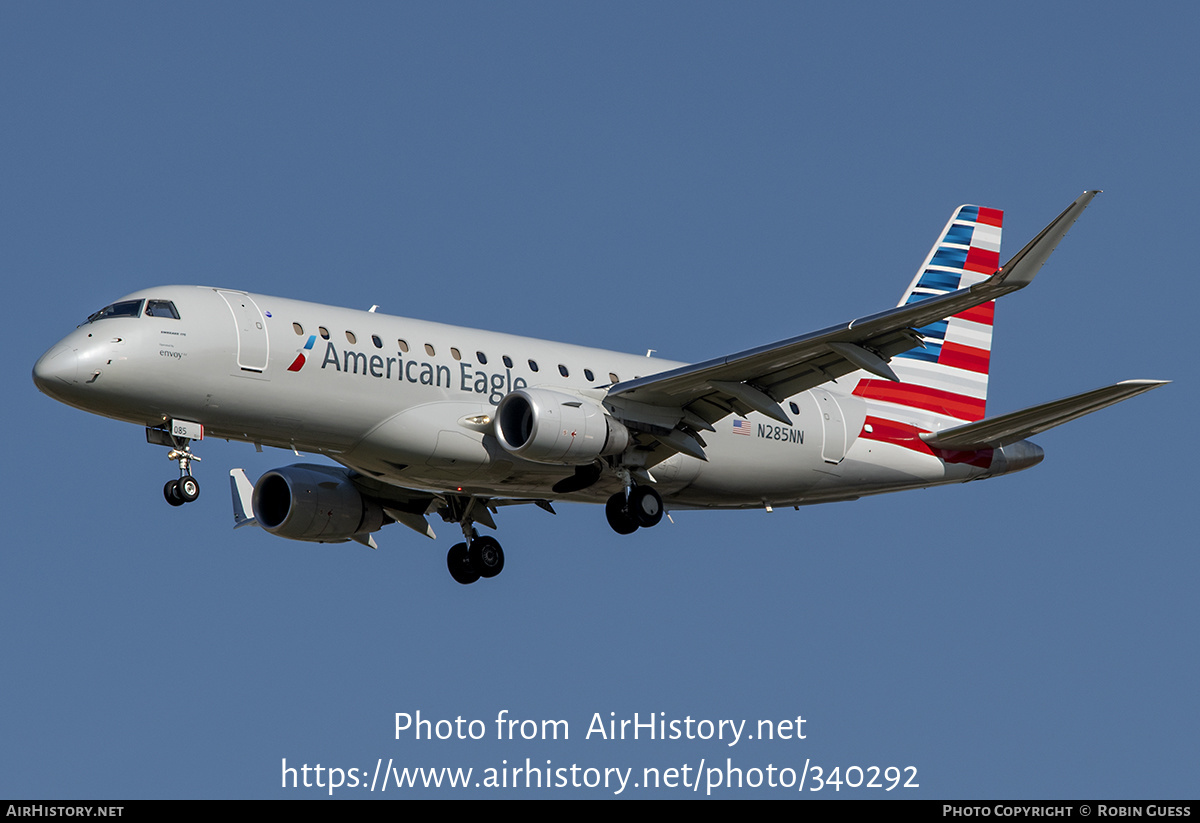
(446, 532, 505, 585)
(440, 496, 506, 585)
(162, 441, 201, 507)
(605, 484, 663, 534)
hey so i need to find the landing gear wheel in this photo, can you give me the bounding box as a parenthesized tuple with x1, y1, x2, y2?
(469, 536, 505, 578)
(177, 474, 200, 503)
(629, 486, 663, 528)
(163, 479, 185, 507)
(605, 492, 639, 535)
(447, 542, 480, 585)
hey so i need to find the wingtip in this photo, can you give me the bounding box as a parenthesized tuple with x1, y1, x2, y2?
(992, 191, 1102, 290)
(1117, 378, 1171, 388)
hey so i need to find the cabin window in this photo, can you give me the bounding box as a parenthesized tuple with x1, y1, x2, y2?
(503, 355, 513, 368)
(372, 335, 383, 349)
(450, 347, 462, 361)
(292, 323, 304, 335)
(790, 402, 800, 415)
(477, 351, 488, 365)
(528, 359, 539, 372)
(145, 300, 180, 320)
(558, 364, 569, 377)
(424, 343, 435, 356)
(319, 326, 330, 339)
(86, 300, 142, 323)
(345, 330, 357, 344)
(584, 369, 595, 382)
(398, 339, 409, 353)
(609, 372, 619, 383)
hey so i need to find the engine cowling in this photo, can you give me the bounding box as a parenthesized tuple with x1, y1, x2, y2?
(495, 388, 630, 465)
(252, 464, 384, 542)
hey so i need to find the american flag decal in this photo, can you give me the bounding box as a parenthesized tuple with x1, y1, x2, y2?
(732, 419, 752, 436)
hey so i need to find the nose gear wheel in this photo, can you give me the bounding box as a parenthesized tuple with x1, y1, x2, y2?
(161, 437, 202, 507)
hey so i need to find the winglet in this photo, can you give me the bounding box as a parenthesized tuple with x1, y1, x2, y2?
(992, 190, 1100, 290)
(230, 468, 259, 529)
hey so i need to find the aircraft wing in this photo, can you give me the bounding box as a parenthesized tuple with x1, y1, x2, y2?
(606, 191, 1099, 444)
(920, 379, 1168, 450)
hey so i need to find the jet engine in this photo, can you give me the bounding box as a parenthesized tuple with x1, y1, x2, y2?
(251, 464, 384, 542)
(495, 388, 630, 465)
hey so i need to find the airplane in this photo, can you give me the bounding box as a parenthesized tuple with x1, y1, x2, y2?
(32, 191, 1166, 584)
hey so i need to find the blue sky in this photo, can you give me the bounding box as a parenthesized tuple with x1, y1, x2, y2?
(3, 3, 1195, 798)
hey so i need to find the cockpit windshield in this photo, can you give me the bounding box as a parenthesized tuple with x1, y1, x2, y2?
(83, 299, 180, 324)
(86, 299, 143, 323)
(145, 300, 180, 319)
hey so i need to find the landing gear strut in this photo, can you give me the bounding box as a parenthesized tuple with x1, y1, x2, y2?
(606, 484, 664, 534)
(162, 440, 201, 507)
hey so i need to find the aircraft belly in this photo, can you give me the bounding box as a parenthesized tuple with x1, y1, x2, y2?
(341, 401, 498, 479)
(644, 452, 703, 495)
(683, 423, 824, 503)
(669, 438, 979, 509)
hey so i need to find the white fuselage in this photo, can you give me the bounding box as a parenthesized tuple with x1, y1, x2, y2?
(34, 285, 1011, 511)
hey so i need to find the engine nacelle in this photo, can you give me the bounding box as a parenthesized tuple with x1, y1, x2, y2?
(495, 388, 630, 465)
(251, 464, 384, 542)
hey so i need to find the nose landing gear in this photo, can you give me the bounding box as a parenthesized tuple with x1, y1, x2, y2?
(147, 424, 204, 508)
(162, 443, 201, 506)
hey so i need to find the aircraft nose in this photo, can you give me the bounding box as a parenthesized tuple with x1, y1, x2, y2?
(32, 344, 79, 396)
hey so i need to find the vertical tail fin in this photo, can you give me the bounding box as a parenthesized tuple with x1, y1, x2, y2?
(853, 205, 1002, 427)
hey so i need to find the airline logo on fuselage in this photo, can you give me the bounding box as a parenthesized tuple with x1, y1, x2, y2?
(287, 335, 317, 371)
(307, 341, 527, 404)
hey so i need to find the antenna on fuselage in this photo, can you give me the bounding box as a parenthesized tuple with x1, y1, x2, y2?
(369, 305, 379, 313)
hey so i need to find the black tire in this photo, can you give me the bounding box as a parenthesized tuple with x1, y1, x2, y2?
(164, 479, 185, 507)
(605, 492, 639, 535)
(447, 542, 480, 585)
(469, 536, 505, 578)
(177, 474, 200, 503)
(629, 486, 664, 528)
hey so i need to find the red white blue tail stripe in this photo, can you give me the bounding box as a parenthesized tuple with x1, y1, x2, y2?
(853, 204, 1002, 430)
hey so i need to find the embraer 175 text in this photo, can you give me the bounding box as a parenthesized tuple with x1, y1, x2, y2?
(33, 192, 1166, 584)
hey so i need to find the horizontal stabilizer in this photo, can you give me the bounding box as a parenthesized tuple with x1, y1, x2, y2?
(229, 469, 258, 529)
(921, 379, 1168, 449)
